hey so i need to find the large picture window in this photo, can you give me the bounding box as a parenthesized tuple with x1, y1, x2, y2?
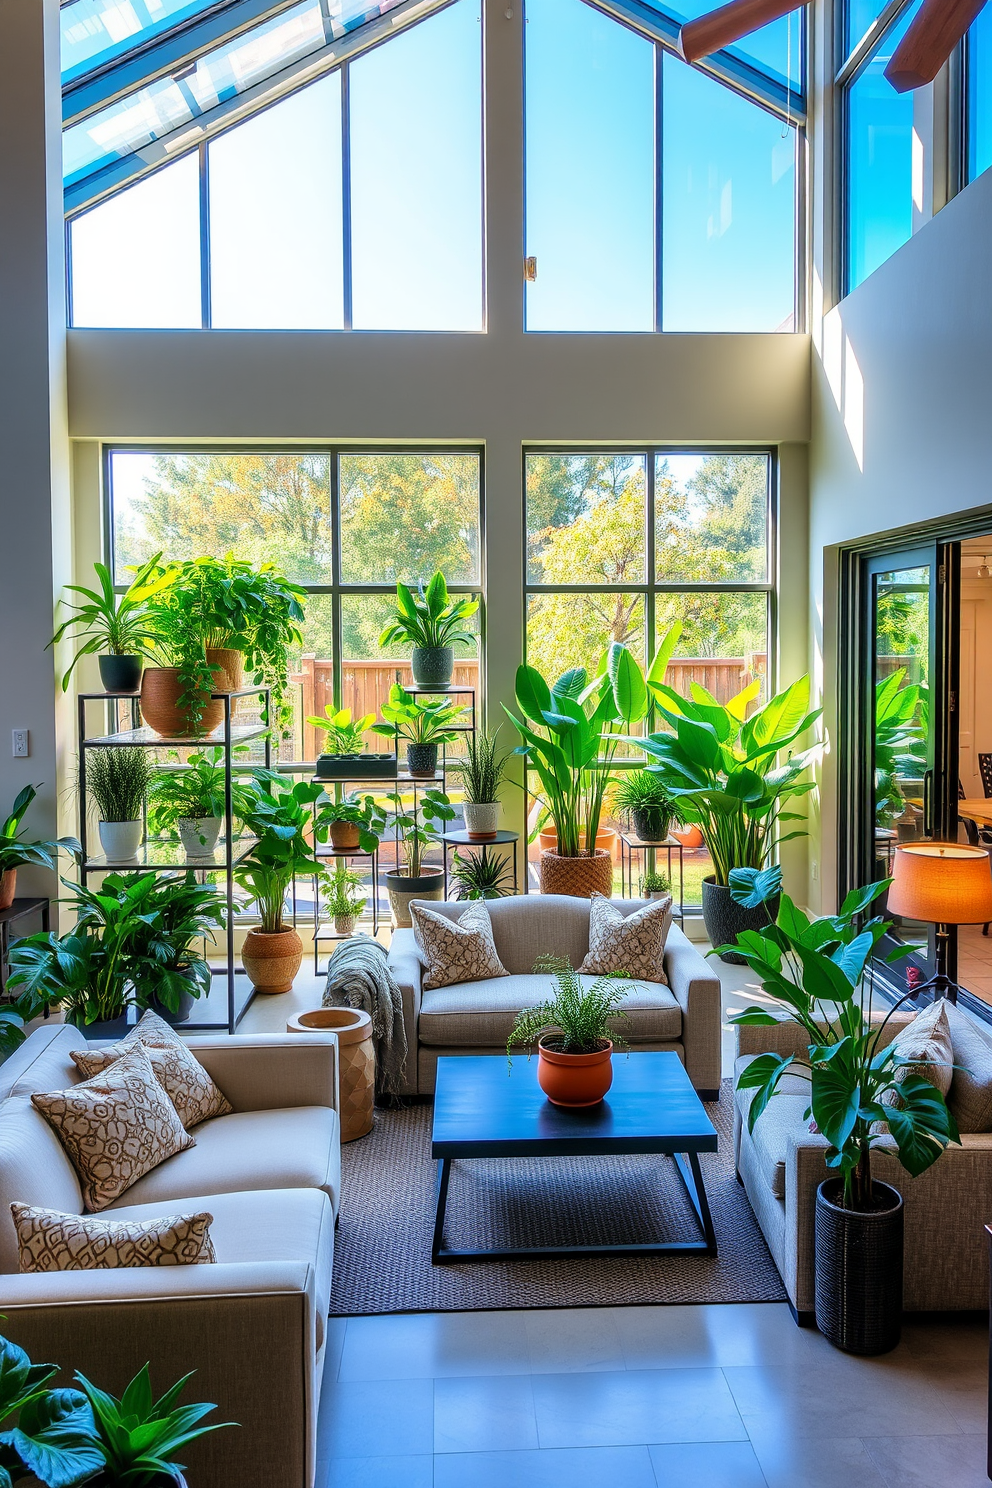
(107, 447, 483, 758)
(524, 449, 774, 901)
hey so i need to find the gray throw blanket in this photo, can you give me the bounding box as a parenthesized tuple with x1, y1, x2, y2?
(323, 934, 408, 1099)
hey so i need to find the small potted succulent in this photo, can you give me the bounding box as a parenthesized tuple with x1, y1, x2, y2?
(639, 869, 672, 901)
(0, 784, 79, 910)
(308, 705, 396, 780)
(236, 775, 326, 993)
(373, 685, 466, 779)
(326, 864, 367, 936)
(507, 956, 631, 1107)
(88, 747, 152, 862)
(450, 847, 515, 900)
(457, 727, 510, 840)
(379, 571, 478, 689)
(49, 553, 173, 694)
(613, 770, 681, 844)
(383, 786, 456, 927)
(319, 792, 386, 853)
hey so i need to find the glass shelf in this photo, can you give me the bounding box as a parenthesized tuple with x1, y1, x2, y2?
(84, 836, 258, 872)
(83, 722, 270, 748)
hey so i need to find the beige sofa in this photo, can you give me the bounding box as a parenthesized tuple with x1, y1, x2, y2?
(387, 895, 723, 1097)
(735, 1012, 992, 1322)
(0, 1022, 341, 1488)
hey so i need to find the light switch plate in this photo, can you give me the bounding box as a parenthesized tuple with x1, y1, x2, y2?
(12, 729, 29, 758)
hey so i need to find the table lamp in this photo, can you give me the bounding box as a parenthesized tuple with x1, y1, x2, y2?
(887, 842, 992, 1003)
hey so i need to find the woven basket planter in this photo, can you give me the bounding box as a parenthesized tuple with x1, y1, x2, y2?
(815, 1178, 904, 1355)
(539, 848, 614, 898)
(206, 647, 244, 692)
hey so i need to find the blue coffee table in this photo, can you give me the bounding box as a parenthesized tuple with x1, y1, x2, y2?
(430, 1051, 718, 1264)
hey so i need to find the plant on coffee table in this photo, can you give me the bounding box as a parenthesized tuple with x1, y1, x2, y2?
(507, 956, 631, 1107)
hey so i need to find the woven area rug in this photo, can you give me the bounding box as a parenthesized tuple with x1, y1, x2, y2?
(329, 1079, 786, 1315)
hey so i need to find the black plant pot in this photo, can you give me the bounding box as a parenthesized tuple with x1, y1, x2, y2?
(815, 1178, 904, 1354)
(147, 983, 196, 1025)
(631, 807, 671, 843)
(407, 742, 439, 778)
(411, 646, 454, 689)
(314, 752, 397, 780)
(68, 1010, 129, 1041)
(701, 876, 780, 963)
(99, 654, 143, 693)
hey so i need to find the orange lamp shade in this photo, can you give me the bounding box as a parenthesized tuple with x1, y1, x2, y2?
(887, 842, 992, 925)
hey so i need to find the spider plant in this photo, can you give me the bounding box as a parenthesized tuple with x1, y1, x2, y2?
(49, 554, 173, 690)
(450, 847, 515, 900)
(507, 955, 631, 1060)
(87, 747, 152, 824)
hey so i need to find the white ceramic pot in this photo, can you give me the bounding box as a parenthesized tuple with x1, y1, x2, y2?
(462, 802, 500, 840)
(98, 819, 143, 860)
(178, 816, 223, 857)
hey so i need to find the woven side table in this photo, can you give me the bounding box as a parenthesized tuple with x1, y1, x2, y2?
(286, 1007, 375, 1142)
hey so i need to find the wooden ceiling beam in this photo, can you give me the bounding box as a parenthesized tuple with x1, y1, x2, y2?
(677, 0, 803, 65)
(884, 0, 987, 92)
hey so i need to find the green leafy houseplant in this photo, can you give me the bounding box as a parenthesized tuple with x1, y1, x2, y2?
(236, 776, 327, 934)
(326, 865, 367, 931)
(450, 848, 515, 900)
(387, 787, 456, 880)
(319, 792, 386, 855)
(306, 706, 375, 756)
(457, 728, 510, 805)
(109, 872, 227, 1015)
(0, 785, 80, 907)
(726, 867, 958, 1210)
(0, 1330, 233, 1488)
(147, 746, 251, 854)
(612, 769, 682, 843)
(507, 956, 631, 1058)
(874, 669, 928, 831)
(49, 554, 174, 692)
(639, 869, 671, 895)
(373, 686, 466, 776)
(379, 571, 478, 652)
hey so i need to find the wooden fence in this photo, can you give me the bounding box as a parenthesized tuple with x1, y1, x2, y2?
(289, 654, 766, 760)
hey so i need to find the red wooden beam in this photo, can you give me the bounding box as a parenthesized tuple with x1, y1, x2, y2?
(884, 0, 987, 92)
(677, 0, 803, 65)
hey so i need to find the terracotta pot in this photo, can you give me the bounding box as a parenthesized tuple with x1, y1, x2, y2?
(330, 820, 362, 851)
(242, 926, 303, 994)
(140, 666, 225, 738)
(537, 1035, 613, 1107)
(206, 647, 244, 692)
(539, 826, 618, 861)
(385, 866, 444, 928)
(672, 823, 704, 849)
(463, 802, 500, 840)
(539, 848, 614, 898)
(0, 868, 16, 911)
(286, 1007, 375, 1141)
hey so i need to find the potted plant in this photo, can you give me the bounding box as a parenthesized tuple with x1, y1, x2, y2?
(640, 674, 821, 961)
(383, 786, 456, 927)
(308, 705, 396, 779)
(148, 746, 249, 858)
(379, 571, 478, 689)
(235, 775, 327, 993)
(326, 864, 367, 935)
(0, 1331, 233, 1488)
(505, 642, 655, 898)
(88, 747, 152, 862)
(613, 769, 682, 844)
(639, 869, 671, 901)
(506, 955, 631, 1107)
(49, 553, 173, 694)
(319, 791, 386, 853)
(456, 727, 510, 840)
(373, 685, 466, 778)
(450, 847, 515, 900)
(727, 867, 959, 1354)
(118, 871, 227, 1023)
(0, 784, 79, 910)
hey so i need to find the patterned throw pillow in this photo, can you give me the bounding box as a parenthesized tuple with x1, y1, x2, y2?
(578, 893, 672, 983)
(11, 1203, 215, 1273)
(411, 901, 509, 991)
(879, 997, 954, 1110)
(32, 1043, 195, 1213)
(71, 1009, 232, 1130)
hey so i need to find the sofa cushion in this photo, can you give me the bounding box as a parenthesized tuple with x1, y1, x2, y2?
(106, 1187, 334, 1348)
(735, 1054, 812, 1198)
(578, 892, 671, 982)
(418, 973, 681, 1048)
(11, 1203, 216, 1273)
(944, 1000, 992, 1133)
(881, 998, 954, 1106)
(0, 1096, 85, 1274)
(0, 1024, 82, 1103)
(106, 1106, 341, 1217)
(71, 1012, 233, 1130)
(412, 900, 509, 990)
(31, 1044, 195, 1213)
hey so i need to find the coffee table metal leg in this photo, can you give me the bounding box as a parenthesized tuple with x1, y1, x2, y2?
(672, 1150, 718, 1255)
(432, 1157, 452, 1263)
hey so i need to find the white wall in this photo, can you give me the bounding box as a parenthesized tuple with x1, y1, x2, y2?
(808, 164, 992, 911)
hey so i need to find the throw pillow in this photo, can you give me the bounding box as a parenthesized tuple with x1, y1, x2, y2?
(11, 1203, 215, 1273)
(944, 999, 992, 1132)
(411, 901, 509, 991)
(32, 1043, 195, 1213)
(578, 893, 672, 983)
(71, 1009, 232, 1130)
(879, 998, 954, 1110)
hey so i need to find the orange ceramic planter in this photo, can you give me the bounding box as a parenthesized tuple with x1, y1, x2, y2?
(0, 869, 16, 911)
(329, 820, 362, 851)
(539, 826, 618, 860)
(537, 1036, 613, 1107)
(242, 926, 303, 994)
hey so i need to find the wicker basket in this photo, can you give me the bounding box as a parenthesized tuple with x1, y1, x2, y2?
(815, 1178, 904, 1354)
(539, 848, 614, 898)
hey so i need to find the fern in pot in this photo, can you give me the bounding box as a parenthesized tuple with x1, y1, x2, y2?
(613, 770, 681, 844)
(456, 727, 510, 840)
(88, 747, 152, 862)
(507, 956, 631, 1108)
(326, 865, 367, 936)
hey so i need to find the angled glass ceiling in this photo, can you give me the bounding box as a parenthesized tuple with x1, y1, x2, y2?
(653, 0, 803, 95)
(62, 0, 230, 85)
